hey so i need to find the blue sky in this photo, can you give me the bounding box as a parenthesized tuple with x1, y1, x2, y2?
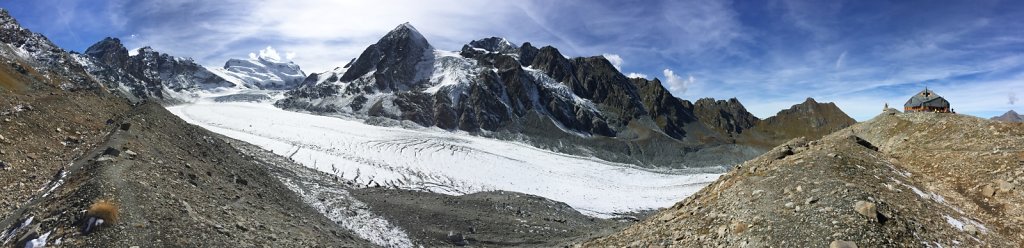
(2, 0, 1022, 120)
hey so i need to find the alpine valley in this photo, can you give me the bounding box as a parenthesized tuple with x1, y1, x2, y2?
(2, 6, 1020, 248)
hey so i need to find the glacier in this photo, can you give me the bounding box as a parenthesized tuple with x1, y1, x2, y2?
(167, 101, 722, 217)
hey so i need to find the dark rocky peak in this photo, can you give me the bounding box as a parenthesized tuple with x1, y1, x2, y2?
(383, 22, 430, 46)
(463, 37, 519, 54)
(530, 46, 575, 82)
(631, 77, 698, 139)
(85, 37, 129, 68)
(518, 42, 539, 66)
(576, 56, 621, 75)
(338, 22, 434, 91)
(693, 97, 759, 134)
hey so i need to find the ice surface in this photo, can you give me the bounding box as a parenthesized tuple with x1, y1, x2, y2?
(167, 102, 721, 217)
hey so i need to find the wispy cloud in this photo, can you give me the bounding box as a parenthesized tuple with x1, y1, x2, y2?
(834, 51, 847, 70)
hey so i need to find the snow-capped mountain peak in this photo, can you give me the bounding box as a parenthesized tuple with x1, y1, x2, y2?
(214, 46, 306, 90)
(248, 45, 294, 63)
(464, 37, 519, 54)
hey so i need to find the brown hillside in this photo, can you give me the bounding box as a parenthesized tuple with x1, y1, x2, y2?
(739, 97, 856, 148)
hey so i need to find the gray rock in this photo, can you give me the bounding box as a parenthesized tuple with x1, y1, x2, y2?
(830, 240, 858, 248)
(103, 147, 121, 157)
(964, 224, 979, 235)
(448, 231, 468, 246)
(853, 201, 877, 221)
(982, 184, 997, 197)
(124, 150, 138, 159)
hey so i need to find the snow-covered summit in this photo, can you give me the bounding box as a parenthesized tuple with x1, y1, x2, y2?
(214, 46, 306, 90)
(463, 37, 519, 54)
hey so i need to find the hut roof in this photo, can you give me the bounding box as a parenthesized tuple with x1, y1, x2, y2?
(904, 88, 950, 108)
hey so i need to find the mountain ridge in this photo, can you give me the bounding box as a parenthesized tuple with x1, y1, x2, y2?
(276, 22, 856, 167)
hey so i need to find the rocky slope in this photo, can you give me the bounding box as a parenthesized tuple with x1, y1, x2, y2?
(584, 112, 1024, 247)
(992, 110, 1023, 122)
(0, 10, 377, 247)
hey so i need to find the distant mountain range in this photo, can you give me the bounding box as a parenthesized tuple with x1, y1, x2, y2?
(275, 23, 857, 167)
(991, 110, 1023, 122)
(1, 11, 856, 168)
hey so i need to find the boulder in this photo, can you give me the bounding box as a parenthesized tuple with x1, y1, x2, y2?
(854, 201, 877, 221)
(830, 240, 858, 248)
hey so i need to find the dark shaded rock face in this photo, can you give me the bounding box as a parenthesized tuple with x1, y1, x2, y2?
(693, 97, 759, 135)
(340, 23, 434, 94)
(632, 78, 698, 139)
(84, 37, 129, 69)
(76, 37, 232, 101)
(127, 47, 233, 92)
(276, 23, 745, 140)
(518, 42, 539, 66)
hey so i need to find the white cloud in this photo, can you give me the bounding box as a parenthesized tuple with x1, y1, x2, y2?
(626, 72, 648, 79)
(258, 46, 282, 61)
(662, 69, 695, 94)
(602, 53, 623, 71)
